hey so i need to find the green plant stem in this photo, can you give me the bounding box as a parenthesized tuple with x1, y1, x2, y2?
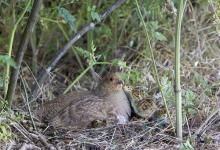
(4, 0, 31, 98)
(6, 0, 42, 107)
(175, 0, 186, 141)
(112, 12, 118, 51)
(41, 17, 84, 70)
(63, 62, 111, 94)
(87, 0, 93, 53)
(86, 1, 99, 80)
(134, 0, 175, 131)
(57, 23, 84, 69)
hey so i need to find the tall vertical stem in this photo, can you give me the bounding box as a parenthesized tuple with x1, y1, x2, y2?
(175, 0, 186, 140)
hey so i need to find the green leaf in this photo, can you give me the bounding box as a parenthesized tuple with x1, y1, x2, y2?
(95, 25, 112, 37)
(91, 41, 96, 53)
(180, 140, 194, 150)
(147, 21, 159, 31)
(58, 7, 76, 31)
(121, 70, 141, 85)
(183, 90, 196, 104)
(75, 47, 91, 58)
(0, 74, 3, 88)
(0, 55, 16, 68)
(111, 59, 127, 68)
(0, 124, 12, 141)
(155, 32, 167, 41)
(91, 11, 100, 22)
(89, 5, 101, 22)
(161, 76, 174, 106)
(75, 46, 96, 65)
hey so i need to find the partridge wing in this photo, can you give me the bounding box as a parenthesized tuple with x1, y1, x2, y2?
(50, 96, 115, 128)
(41, 91, 92, 122)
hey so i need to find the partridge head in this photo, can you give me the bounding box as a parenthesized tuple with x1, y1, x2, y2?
(94, 73, 124, 96)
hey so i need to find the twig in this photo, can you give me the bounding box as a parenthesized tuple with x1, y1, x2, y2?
(10, 122, 32, 142)
(37, 133, 56, 150)
(6, 0, 42, 107)
(29, 33, 39, 76)
(194, 109, 220, 136)
(19, 143, 40, 150)
(31, 0, 127, 98)
(109, 127, 117, 146)
(20, 74, 37, 131)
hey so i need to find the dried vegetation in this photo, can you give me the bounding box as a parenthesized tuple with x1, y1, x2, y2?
(1, 0, 220, 149)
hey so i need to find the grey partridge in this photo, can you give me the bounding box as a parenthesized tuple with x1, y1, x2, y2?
(34, 73, 131, 129)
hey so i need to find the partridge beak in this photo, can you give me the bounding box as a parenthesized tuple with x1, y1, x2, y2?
(117, 80, 124, 85)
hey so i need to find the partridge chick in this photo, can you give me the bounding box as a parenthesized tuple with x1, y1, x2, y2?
(123, 86, 158, 119)
(34, 73, 131, 129)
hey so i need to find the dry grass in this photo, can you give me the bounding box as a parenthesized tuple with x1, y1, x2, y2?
(1, 1, 220, 149)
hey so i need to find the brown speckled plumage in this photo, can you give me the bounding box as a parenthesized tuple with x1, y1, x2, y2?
(34, 73, 131, 129)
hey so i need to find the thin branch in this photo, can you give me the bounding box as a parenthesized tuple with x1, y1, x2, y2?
(6, 0, 42, 107)
(194, 109, 220, 136)
(100, 0, 126, 20)
(31, 0, 127, 98)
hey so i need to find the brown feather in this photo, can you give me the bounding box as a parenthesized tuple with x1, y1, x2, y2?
(34, 73, 131, 129)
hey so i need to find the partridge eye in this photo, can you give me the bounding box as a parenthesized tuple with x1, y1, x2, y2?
(109, 77, 113, 81)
